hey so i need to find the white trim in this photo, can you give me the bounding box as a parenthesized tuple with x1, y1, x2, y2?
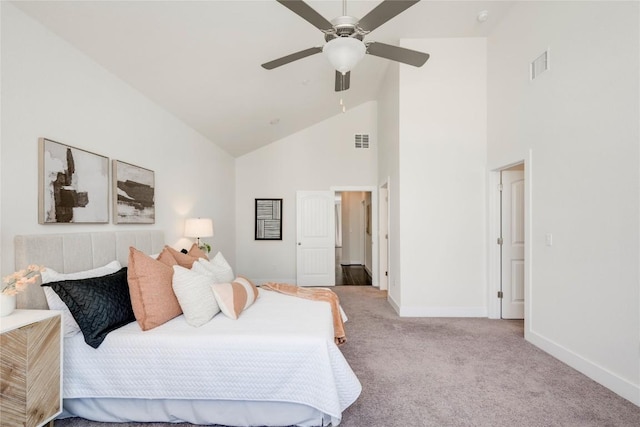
(398, 306, 488, 318)
(387, 293, 400, 315)
(526, 330, 640, 406)
(487, 170, 501, 319)
(524, 151, 533, 334)
(378, 179, 390, 292)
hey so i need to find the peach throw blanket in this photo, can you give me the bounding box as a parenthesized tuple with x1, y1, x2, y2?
(261, 283, 346, 345)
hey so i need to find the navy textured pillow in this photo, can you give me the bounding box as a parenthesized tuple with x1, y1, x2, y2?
(43, 267, 135, 348)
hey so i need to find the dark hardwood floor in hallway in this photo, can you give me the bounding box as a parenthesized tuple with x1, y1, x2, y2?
(335, 248, 372, 286)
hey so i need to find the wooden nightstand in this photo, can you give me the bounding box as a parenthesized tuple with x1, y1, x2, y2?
(1, 310, 62, 427)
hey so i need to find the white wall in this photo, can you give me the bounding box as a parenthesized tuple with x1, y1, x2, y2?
(0, 3, 236, 276)
(0, 2, 4, 273)
(235, 102, 378, 283)
(397, 38, 488, 316)
(487, 1, 639, 405)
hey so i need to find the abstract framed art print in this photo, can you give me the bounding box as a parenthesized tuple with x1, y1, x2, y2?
(255, 198, 282, 240)
(112, 160, 155, 224)
(38, 138, 109, 224)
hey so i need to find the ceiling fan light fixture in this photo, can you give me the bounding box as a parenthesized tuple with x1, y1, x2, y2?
(323, 37, 366, 75)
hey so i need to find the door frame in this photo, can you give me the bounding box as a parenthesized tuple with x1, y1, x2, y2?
(487, 152, 533, 324)
(378, 181, 390, 291)
(330, 185, 378, 287)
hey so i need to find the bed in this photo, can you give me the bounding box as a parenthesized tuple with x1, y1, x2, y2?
(14, 231, 361, 426)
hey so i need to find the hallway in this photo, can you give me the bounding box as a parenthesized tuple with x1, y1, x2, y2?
(335, 248, 371, 286)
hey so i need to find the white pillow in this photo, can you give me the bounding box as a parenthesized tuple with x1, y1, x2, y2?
(41, 260, 122, 337)
(191, 261, 216, 279)
(172, 265, 220, 327)
(195, 252, 234, 283)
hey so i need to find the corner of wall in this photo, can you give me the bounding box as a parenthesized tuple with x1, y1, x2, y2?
(387, 292, 401, 315)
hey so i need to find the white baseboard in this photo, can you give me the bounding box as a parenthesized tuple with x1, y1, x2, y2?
(526, 330, 640, 406)
(399, 306, 488, 317)
(364, 265, 372, 276)
(388, 293, 401, 315)
(385, 295, 486, 317)
(339, 260, 363, 266)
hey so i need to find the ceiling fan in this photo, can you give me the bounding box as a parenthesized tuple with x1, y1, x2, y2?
(262, 0, 430, 92)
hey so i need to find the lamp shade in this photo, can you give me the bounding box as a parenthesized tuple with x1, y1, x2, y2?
(323, 37, 366, 75)
(184, 218, 214, 238)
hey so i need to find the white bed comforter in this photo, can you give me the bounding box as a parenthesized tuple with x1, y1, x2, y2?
(63, 289, 361, 424)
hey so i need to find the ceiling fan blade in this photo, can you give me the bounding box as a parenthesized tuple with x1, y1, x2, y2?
(358, 0, 420, 32)
(261, 47, 323, 70)
(335, 71, 351, 92)
(367, 42, 429, 67)
(276, 0, 333, 31)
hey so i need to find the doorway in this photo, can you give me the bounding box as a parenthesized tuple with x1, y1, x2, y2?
(334, 191, 372, 286)
(489, 160, 531, 322)
(500, 164, 525, 319)
(296, 186, 378, 287)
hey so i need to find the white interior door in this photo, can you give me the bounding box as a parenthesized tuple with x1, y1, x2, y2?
(296, 191, 335, 286)
(501, 170, 525, 319)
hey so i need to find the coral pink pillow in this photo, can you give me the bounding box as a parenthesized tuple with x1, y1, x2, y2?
(163, 245, 200, 268)
(127, 247, 182, 331)
(157, 247, 178, 266)
(187, 243, 209, 261)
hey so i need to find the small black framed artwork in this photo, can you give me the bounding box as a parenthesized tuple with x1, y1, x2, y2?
(112, 160, 155, 224)
(255, 198, 282, 240)
(38, 138, 109, 224)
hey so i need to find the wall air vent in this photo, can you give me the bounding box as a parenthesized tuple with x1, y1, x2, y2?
(530, 49, 549, 80)
(355, 134, 370, 149)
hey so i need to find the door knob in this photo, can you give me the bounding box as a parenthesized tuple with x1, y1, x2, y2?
(298, 242, 301, 245)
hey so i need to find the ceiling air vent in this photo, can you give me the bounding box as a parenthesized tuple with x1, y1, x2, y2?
(530, 50, 549, 80)
(355, 134, 370, 149)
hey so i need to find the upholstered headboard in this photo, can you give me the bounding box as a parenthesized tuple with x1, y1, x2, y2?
(14, 230, 164, 309)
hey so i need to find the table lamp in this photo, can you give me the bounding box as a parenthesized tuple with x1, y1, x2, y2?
(184, 218, 214, 252)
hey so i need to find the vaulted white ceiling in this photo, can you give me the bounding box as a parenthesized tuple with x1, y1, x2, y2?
(13, 1, 514, 157)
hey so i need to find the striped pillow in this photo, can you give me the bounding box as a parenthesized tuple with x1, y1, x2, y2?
(211, 276, 259, 320)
